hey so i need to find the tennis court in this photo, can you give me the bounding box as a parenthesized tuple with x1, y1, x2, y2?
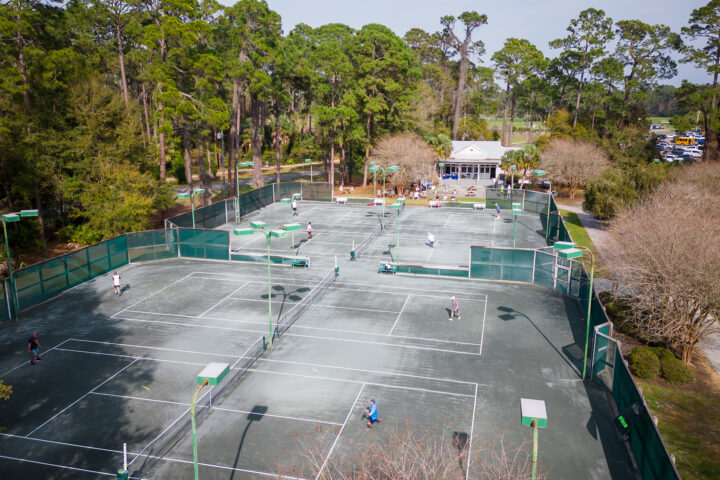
(224, 201, 548, 266)
(0, 199, 635, 479)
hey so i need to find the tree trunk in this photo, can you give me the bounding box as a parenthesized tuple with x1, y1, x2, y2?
(182, 126, 193, 189)
(528, 115, 534, 144)
(501, 81, 511, 146)
(618, 70, 635, 131)
(197, 133, 212, 206)
(363, 112, 372, 187)
(452, 42, 470, 140)
(250, 94, 264, 187)
(115, 20, 130, 109)
(340, 139, 347, 185)
(329, 129, 335, 188)
(573, 45, 588, 129)
(508, 92, 517, 146)
(141, 83, 152, 147)
(274, 110, 281, 184)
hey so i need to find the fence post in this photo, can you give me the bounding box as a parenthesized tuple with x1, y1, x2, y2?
(4, 279, 11, 320)
(224, 199, 229, 224)
(532, 250, 536, 284)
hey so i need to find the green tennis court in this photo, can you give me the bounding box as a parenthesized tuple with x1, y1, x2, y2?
(0, 198, 635, 479)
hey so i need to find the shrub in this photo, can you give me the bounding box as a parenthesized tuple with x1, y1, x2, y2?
(660, 353, 695, 385)
(629, 347, 661, 380)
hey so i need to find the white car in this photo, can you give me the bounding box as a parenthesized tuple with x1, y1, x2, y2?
(664, 154, 681, 162)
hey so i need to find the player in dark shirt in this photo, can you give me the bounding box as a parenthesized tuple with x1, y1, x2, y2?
(28, 332, 41, 365)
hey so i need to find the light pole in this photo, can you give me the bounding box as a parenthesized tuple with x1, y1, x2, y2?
(234, 222, 291, 345)
(235, 161, 253, 198)
(368, 164, 400, 228)
(217, 132, 226, 196)
(177, 189, 207, 229)
(305, 158, 313, 181)
(370, 161, 377, 197)
(532, 170, 552, 240)
(191, 363, 230, 480)
(553, 241, 595, 379)
(520, 398, 547, 480)
(2, 210, 39, 316)
(391, 202, 402, 262)
(279, 196, 302, 255)
(512, 203, 522, 248)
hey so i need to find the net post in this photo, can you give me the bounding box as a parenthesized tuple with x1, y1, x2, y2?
(262, 336, 267, 351)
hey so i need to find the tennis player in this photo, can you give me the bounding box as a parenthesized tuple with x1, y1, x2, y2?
(292, 198, 298, 216)
(307, 221, 312, 239)
(112, 271, 122, 295)
(365, 399, 380, 429)
(450, 296, 461, 321)
(427, 232, 436, 248)
(28, 332, 41, 365)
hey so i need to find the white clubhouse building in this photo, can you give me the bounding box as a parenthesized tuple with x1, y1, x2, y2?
(438, 141, 520, 184)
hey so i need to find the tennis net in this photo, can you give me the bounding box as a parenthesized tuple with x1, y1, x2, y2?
(276, 265, 338, 337)
(129, 336, 265, 478)
(351, 209, 397, 260)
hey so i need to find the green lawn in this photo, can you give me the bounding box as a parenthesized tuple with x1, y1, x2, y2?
(640, 382, 720, 480)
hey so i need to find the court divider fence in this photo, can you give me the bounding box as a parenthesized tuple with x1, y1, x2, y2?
(165, 181, 333, 229)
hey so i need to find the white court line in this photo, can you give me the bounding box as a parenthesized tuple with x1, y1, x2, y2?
(55, 347, 207, 367)
(50, 346, 475, 398)
(223, 298, 400, 314)
(465, 383, 478, 480)
(26, 359, 139, 437)
(112, 272, 194, 318)
(0, 433, 304, 480)
(0, 454, 129, 478)
(113, 315, 482, 356)
(198, 281, 249, 317)
(252, 357, 480, 388)
(388, 295, 411, 335)
(124, 310, 483, 348)
(479, 293, 488, 355)
(68, 338, 245, 360)
(90, 391, 343, 426)
(0, 338, 71, 378)
(426, 245, 435, 261)
(246, 368, 474, 398)
(315, 384, 365, 480)
(189, 271, 489, 300)
(62, 338, 479, 388)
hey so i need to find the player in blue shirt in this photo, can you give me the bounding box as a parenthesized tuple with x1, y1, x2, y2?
(495, 203, 501, 219)
(365, 398, 380, 430)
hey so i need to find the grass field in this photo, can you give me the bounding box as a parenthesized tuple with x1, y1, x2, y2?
(640, 382, 720, 480)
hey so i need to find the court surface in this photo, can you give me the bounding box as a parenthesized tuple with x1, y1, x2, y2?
(222, 202, 548, 266)
(0, 203, 635, 479)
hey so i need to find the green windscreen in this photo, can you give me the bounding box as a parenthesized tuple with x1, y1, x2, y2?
(393, 264, 469, 278)
(469, 246, 534, 282)
(127, 230, 178, 263)
(14, 235, 129, 310)
(301, 182, 333, 201)
(178, 229, 229, 261)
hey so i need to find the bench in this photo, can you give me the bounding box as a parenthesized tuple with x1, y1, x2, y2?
(473, 203, 486, 210)
(429, 200, 442, 208)
(291, 257, 310, 268)
(378, 263, 397, 274)
(373, 198, 385, 205)
(335, 197, 348, 204)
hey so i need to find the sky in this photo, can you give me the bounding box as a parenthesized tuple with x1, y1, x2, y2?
(230, 0, 711, 86)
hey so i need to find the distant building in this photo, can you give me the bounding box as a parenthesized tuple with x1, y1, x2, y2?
(438, 141, 520, 183)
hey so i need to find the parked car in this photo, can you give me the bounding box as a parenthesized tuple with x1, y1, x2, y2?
(664, 154, 681, 162)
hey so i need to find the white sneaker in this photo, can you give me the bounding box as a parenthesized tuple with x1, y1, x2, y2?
(449, 318, 453, 321)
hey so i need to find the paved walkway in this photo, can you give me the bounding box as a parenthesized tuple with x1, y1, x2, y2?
(557, 200, 720, 374)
